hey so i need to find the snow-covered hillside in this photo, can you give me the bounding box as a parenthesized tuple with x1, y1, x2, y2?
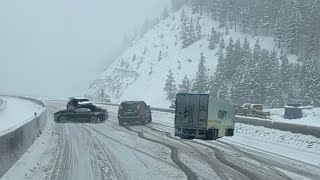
(87, 8, 296, 108)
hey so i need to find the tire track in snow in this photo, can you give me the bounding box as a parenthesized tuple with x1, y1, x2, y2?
(214, 141, 292, 180)
(124, 126, 198, 180)
(83, 124, 179, 170)
(217, 140, 320, 180)
(144, 125, 229, 180)
(145, 125, 262, 180)
(81, 125, 125, 180)
(49, 125, 72, 180)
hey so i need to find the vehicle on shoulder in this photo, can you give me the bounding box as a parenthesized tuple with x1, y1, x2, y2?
(105, 95, 111, 103)
(67, 97, 90, 110)
(118, 101, 152, 126)
(55, 103, 108, 124)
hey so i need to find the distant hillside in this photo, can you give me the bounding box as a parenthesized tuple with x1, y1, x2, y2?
(86, 5, 297, 108)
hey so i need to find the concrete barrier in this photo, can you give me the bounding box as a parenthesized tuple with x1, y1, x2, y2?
(0, 96, 47, 178)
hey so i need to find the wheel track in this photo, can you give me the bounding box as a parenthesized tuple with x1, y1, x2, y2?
(141, 125, 229, 180)
(81, 125, 125, 180)
(49, 125, 72, 180)
(124, 126, 198, 180)
(144, 125, 261, 180)
(218, 139, 320, 180)
(83, 124, 179, 170)
(215, 141, 292, 180)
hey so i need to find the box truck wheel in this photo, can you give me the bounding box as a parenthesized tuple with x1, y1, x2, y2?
(213, 129, 219, 140)
(205, 129, 214, 140)
(225, 129, 234, 136)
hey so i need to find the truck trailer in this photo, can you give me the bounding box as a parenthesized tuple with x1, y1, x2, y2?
(174, 93, 235, 140)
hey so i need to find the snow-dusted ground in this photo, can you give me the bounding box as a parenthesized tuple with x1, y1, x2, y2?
(87, 7, 298, 108)
(266, 107, 320, 127)
(148, 109, 320, 166)
(0, 96, 45, 135)
(3, 102, 320, 180)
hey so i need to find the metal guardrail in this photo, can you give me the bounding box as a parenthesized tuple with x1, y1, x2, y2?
(0, 96, 47, 178)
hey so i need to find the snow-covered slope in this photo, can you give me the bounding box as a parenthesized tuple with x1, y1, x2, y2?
(87, 8, 296, 108)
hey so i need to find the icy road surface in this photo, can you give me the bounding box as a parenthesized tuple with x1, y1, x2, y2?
(2, 101, 320, 180)
(0, 96, 44, 135)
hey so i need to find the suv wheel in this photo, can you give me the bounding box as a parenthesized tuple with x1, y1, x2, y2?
(119, 119, 124, 126)
(59, 115, 67, 123)
(90, 116, 99, 124)
(141, 116, 147, 125)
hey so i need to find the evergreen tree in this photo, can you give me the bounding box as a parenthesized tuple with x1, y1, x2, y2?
(187, 17, 196, 46)
(225, 38, 235, 80)
(232, 39, 243, 72)
(196, 17, 202, 40)
(209, 49, 226, 97)
(208, 27, 216, 50)
(158, 50, 163, 62)
(218, 80, 230, 102)
(217, 1, 228, 27)
(192, 53, 208, 93)
(219, 37, 225, 50)
(120, 59, 125, 68)
(178, 75, 191, 93)
(299, 54, 320, 105)
(266, 50, 282, 107)
(164, 69, 177, 101)
(162, 7, 170, 20)
(285, 2, 301, 54)
(239, 7, 250, 33)
(180, 10, 188, 48)
(280, 49, 290, 102)
(132, 54, 137, 61)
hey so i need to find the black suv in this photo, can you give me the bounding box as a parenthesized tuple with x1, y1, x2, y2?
(118, 101, 152, 126)
(55, 103, 108, 123)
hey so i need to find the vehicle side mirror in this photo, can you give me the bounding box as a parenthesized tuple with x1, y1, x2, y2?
(147, 105, 150, 108)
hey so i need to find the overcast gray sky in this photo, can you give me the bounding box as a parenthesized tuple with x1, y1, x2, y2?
(0, 0, 169, 99)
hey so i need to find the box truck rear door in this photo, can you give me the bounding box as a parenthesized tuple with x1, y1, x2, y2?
(198, 94, 209, 129)
(175, 94, 192, 127)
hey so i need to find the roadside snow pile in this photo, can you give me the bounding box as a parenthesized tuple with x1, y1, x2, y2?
(0, 96, 45, 135)
(235, 123, 320, 152)
(268, 107, 320, 127)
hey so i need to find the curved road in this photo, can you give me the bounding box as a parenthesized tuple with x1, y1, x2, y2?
(2, 101, 320, 180)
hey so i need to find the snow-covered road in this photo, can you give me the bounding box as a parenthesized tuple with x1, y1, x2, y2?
(0, 96, 45, 135)
(2, 101, 320, 180)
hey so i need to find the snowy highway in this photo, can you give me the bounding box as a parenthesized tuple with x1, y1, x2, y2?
(2, 101, 320, 180)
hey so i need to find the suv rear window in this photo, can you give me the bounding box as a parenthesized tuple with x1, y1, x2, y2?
(121, 103, 140, 111)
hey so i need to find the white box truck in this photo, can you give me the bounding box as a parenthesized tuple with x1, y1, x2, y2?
(174, 93, 235, 140)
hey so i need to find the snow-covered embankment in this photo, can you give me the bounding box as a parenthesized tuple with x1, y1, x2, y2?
(0, 96, 47, 178)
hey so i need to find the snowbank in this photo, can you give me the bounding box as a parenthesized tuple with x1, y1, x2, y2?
(268, 107, 320, 127)
(0, 96, 45, 135)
